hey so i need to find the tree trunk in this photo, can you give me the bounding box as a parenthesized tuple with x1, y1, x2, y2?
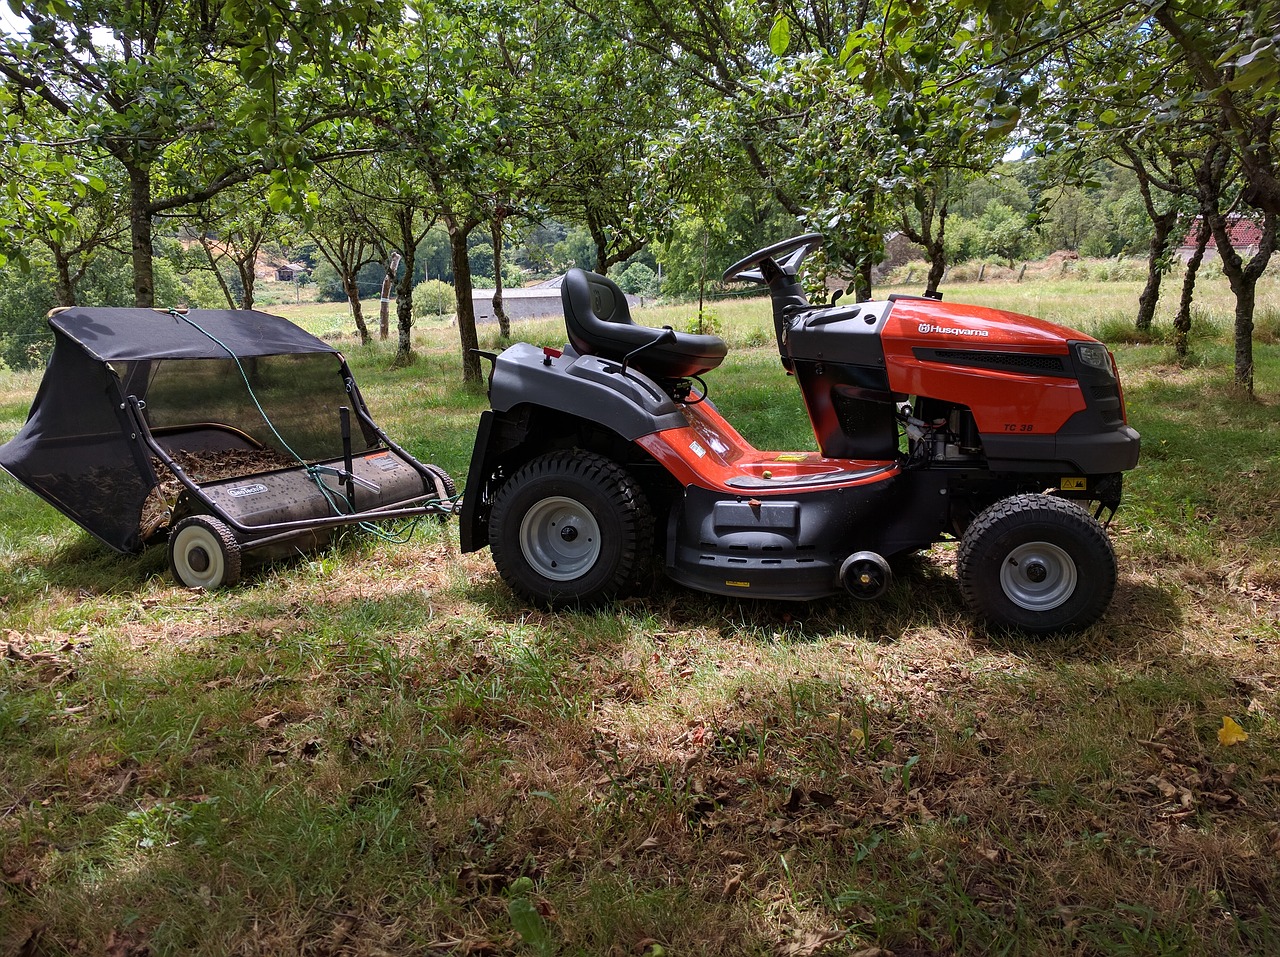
(1135, 210, 1177, 332)
(854, 260, 872, 302)
(394, 248, 415, 365)
(379, 254, 399, 341)
(924, 243, 945, 296)
(491, 216, 510, 339)
(450, 225, 482, 384)
(590, 220, 608, 274)
(1230, 276, 1255, 395)
(237, 259, 256, 310)
(128, 165, 155, 307)
(1208, 208, 1277, 395)
(344, 271, 370, 345)
(52, 249, 76, 307)
(1173, 218, 1209, 360)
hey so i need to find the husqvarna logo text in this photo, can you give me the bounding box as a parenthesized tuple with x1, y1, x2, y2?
(918, 323, 989, 337)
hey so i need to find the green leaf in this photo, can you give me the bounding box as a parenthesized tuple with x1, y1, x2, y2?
(769, 16, 791, 57)
(508, 897, 552, 956)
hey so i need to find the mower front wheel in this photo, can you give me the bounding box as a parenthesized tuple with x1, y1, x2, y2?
(957, 494, 1115, 635)
(489, 451, 653, 608)
(169, 515, 243, 590)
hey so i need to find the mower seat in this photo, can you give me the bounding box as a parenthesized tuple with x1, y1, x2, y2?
(561, 268, 727, 380)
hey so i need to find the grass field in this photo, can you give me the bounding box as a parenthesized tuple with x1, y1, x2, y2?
(2, 268, 1279, 956)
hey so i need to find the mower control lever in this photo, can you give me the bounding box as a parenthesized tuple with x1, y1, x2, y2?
(620, 326, 678, 380)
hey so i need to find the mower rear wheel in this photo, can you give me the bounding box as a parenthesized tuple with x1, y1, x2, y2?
(170, 515, 242, 590)
(489, 451, 653, 608)
(957, 494, 1115, 635)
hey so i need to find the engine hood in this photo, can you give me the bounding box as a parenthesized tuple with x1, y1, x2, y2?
(883, 298, 1092, 351)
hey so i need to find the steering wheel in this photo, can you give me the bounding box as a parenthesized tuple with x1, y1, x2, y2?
(721, 232, 825, 285)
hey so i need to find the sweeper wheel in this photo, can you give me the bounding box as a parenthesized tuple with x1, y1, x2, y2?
(169, 515, 243, 590)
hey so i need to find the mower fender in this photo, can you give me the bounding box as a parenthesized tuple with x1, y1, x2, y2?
(461, 344, 687, 554)
(488, 342, 687, 441)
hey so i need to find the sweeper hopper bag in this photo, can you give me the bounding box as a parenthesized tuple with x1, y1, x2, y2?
(0, 306, 456, 588)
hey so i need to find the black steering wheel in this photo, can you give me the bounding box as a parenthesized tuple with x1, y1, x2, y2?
(721, 233, 825, 285)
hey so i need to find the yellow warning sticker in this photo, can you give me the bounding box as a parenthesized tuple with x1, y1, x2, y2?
(774, 453, 808, 462)
(1060, 477, 1087, 491)
(725, 580, 751, 588)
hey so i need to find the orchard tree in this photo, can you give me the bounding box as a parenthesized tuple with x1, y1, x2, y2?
(0, 1, 395, 306)
(306, 164, 380, 344)
(188, 189, 278, 310)
(1148, 0, 1278, 392)
(351, 1, 535, 382)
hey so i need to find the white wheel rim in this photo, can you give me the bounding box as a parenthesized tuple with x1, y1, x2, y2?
(175, 525, 226, 589)
(519, 495, 601, 581)
(999, 541, 1077, 611)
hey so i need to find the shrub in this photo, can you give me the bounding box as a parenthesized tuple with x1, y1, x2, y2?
(943, 218, 984, 264)
(683, 310, 723, 337)
(616, 262, 659, 298)
(412, 279, 455, 319)
(1075, 257, 1147, 283)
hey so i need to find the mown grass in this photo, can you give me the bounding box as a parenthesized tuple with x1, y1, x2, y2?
(2, 271, 1279, 956)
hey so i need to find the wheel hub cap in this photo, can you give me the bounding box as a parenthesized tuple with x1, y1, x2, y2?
(520, 496, 601, 581)
(1000, 542, 1077, 611)
(189, 547, 210, 573)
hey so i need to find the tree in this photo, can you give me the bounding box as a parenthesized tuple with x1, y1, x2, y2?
(1148, 0, 1279, 392)
(189, 189, 277, 310)
(351, 2, 536, 382)
(1, 1, 393, 306)
(345, 158, 436, 364)
(307, 167, 379, 344)
(575, 0, 1022, 299)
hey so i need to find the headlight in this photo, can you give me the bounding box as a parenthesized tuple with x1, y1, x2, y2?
(1074, 341, 1115, 378)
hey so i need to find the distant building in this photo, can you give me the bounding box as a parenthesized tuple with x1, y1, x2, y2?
(1177, 216, 1264, 262)
(273, 263, 308, 282)
(470, 274, 640, 325)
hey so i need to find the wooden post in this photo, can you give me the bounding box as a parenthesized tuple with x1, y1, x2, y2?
(379, 251, 401, 340)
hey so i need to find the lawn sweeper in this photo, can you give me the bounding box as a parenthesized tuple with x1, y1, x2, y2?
(0, 306, 455, 588)
(460, 234, 1141, 633)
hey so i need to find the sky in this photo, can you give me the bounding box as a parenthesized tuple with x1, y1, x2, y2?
(1, 5, 28, 36)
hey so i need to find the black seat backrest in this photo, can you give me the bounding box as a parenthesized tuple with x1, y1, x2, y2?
(561, 268, 727, 380)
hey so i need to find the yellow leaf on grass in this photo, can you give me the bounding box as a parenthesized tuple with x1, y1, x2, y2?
(1218, 716, 1249, 746)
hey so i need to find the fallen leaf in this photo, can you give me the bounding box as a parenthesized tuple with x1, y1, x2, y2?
(253, 711, 283, 730)
(775, 929, 843, 956)
(1218, 716, 1248, 747)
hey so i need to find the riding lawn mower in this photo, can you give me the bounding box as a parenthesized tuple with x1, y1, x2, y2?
(460, 233, 1141, 634)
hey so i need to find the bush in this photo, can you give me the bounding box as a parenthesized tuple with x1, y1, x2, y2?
(683, 310, 723, 337)
(943, 218, 984, 264)
(616, 261, 659, 298)
(1074, 258, 1147, 283)
(412, 279, 454, 319)
(0, 262, 55, 369)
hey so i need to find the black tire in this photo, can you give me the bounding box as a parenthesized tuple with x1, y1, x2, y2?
(489, 451, 653, 608)
(957, 494, 1115, 635)
(169, 515, 243, 590)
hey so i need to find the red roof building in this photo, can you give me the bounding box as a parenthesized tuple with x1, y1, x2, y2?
(1177, 215, 1265, 261)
